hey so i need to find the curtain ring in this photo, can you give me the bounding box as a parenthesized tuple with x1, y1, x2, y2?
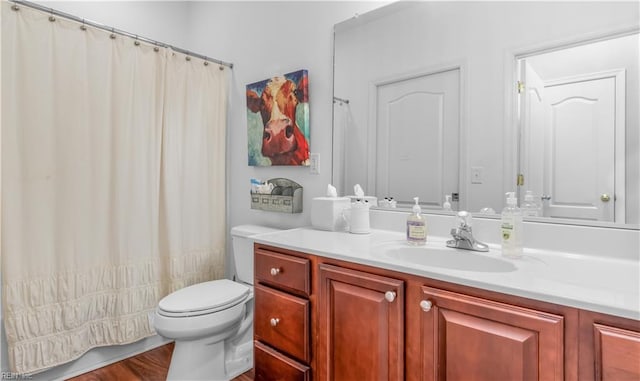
(154, 46, 160, 52)
(110, 28, 116, 39)
(219, 66, 224, 71)
(134, 36, 140, 46)
(80, 19, 87, 31)
(185, 56, 191, 62)
(48, 9, 56, 22)
(11, 4, 19, 11)
(204, 61, 209, 66)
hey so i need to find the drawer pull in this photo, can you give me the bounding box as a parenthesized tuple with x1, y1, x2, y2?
(384, 291, 396, 303)
(270, 267, 281, 276)
(270, 318, 280, 327)
(420, 299, 432, 312)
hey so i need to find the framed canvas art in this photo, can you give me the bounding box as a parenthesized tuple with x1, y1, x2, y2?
(246, 70, 310, 166)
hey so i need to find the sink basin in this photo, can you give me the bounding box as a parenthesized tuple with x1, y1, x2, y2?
(373, 241, 517, 273)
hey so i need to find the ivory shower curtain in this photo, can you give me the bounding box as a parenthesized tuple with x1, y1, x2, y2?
(1, 2, 228, 373)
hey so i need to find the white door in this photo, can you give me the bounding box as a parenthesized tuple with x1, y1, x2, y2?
(541, 75, 618, 221)
(373, 68, 460, 209)
(519, 60, 546, 201)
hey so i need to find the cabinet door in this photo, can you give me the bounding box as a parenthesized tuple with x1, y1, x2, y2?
(578, 311, 640, 381)
(419, 286, 564, 381)
(592, 323, 640, 381)
(317, 264, 404, 381)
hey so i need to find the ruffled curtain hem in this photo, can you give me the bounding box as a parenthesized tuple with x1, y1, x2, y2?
(12, 315, 157, 375)
(3, 249, 225, 374)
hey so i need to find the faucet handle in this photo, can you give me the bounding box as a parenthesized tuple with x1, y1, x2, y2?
(456, 211, 471, 228)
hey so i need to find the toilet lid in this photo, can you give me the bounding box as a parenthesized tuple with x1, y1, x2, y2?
(158, 279, 250, 316)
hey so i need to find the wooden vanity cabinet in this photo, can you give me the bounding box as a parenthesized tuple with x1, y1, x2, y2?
(253, 243, 638, 381)
(579, 310, 640, 381)
(317, 264, 404, 381)
(253, 247, 312, 381)
(415, 285, 565, 381)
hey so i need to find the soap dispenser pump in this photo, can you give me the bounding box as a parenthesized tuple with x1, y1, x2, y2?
(501, 192, 523, 258)
(407, 197, 427, 246)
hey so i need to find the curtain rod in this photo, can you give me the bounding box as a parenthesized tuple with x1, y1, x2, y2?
(9, 0, 234, 69)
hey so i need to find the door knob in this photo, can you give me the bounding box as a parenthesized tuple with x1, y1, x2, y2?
(601, 194, 611, 202)
(384, 291, 396, 302)
(270, 318, 280, 327)
(420, 300, 432, 312)
(270, 267, 281, 276)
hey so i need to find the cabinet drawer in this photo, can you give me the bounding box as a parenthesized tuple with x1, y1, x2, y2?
(254, 284, 310, 363)
(254, 341, 310, 381)
(255, 249, 310, 296)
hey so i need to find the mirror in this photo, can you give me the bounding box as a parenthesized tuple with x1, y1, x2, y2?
(517, 33, 638, 223)
(332, 1, 639, 228)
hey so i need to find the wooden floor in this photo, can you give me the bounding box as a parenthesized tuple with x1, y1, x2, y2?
(67, 343, 255, 381)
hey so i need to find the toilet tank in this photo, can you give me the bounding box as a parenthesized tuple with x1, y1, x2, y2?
(231, 225, 280, 284)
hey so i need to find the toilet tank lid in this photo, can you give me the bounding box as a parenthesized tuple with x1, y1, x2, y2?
(158, 279, 249, 314)
(231, 224, 280, 238)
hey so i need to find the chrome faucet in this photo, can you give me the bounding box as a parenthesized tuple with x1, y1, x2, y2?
(446, 211, 489, 252)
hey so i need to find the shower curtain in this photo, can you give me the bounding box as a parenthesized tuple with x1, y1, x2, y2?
(1, 2, 228, 373)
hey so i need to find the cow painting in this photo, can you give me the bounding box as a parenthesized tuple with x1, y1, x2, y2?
(246, 70, 310, 166)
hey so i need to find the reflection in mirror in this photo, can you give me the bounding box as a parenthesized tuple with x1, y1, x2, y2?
(374, 67, 461, 210)
(332, 1, 639, 228)
(517, 33, 639, 224)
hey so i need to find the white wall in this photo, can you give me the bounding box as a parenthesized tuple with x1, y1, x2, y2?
(185, 1, 386, 232)
(41, 1, 192, 48)
(1, 1, 385, 378)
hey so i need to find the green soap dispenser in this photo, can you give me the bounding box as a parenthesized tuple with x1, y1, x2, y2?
(501, 192, 523, 258)
(407, 197, 427, 245)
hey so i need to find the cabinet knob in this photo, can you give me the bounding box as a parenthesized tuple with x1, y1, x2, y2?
(270, 318, 280, 327)
(270, 267, 280, 276)
(420, 300, 432, 312)
(384, 291, 396, 303)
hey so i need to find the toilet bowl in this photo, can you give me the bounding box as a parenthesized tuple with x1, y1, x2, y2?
(153, 225, 279, 381)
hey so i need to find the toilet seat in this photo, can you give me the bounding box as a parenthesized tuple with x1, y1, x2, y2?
(158, 279, 250, 318)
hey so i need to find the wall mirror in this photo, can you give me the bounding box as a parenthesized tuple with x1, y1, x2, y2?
(332, 1, 639, 228)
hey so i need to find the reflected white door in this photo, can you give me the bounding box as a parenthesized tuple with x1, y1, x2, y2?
(541, 75, 619, 221)
(520, 61, 546, 200)
(374, 68, 460, 208)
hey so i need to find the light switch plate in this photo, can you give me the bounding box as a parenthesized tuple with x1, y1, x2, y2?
(310, 153, 320, 175)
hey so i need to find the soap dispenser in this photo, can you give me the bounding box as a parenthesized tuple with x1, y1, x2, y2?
(443, 194, 452, 211)
(501, 192, 523, 258)
(522, 190, 541, 217)
(407, 197, 427, 245)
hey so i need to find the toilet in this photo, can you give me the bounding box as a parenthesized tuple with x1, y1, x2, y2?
(153, 224, 279, 381)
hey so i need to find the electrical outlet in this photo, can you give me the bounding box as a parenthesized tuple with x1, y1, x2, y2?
(471, 167, 483, 184)
(310, 153, 320, 175)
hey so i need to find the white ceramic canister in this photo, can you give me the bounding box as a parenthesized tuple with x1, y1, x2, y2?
(342, 200, 371, 234)
(311, 196, 351, 231)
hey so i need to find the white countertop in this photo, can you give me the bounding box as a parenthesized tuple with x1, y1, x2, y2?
(253, 227, 640, 320)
